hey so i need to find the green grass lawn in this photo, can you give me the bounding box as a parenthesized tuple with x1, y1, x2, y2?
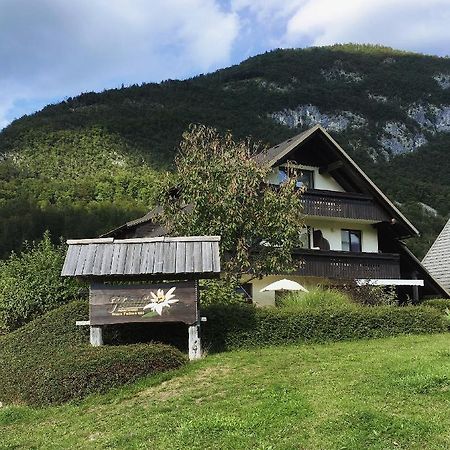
(1, 334, 449, 450)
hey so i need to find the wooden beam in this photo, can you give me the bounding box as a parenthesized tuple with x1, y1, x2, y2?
(319, 160, 344, 174)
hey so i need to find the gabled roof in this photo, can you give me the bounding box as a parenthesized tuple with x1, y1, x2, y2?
(260, 125, 419, 237)
(103, 125, 418, 239)
(422, 219, 450, 292)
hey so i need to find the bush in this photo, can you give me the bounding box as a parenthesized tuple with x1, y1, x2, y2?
(200, 279, 247, 307)
(278, 288, 351, 310)
(202, 303, 447, 352)
(422, 298, 450, 313)
(0, 301, 187, 406)
(0, 232, 86, 333)
(338, 282, 398, 306)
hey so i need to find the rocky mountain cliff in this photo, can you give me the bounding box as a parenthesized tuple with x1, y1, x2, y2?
(0, 44, 449, 258)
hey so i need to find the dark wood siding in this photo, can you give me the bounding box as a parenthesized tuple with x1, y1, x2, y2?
(293, 249, 401, 279)
(302, 189, 390, 222)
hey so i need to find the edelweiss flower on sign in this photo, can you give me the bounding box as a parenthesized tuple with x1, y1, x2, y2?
(142, 287, 179, 317)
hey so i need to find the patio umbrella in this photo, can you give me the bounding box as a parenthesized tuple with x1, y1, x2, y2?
(260, 279, 309, 293)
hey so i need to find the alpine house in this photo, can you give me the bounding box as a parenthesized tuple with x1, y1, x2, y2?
(103, 125, 448, 305)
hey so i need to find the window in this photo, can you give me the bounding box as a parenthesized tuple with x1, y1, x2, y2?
(278, 165, 314, 189)
(294, 169, 314, 189)
(341, 229, 362, 252)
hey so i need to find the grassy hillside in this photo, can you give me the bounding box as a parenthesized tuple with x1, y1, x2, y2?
(1, 334, 450, 449)
(1, 44, 449, 257)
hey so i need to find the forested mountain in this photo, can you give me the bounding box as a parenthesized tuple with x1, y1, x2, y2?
(1, 44, 449, 258)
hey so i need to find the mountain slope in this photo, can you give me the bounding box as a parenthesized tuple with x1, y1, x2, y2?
(0, 44, 449, 258)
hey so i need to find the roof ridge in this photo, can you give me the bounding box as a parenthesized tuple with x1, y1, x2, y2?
(67, 236, 221, 245)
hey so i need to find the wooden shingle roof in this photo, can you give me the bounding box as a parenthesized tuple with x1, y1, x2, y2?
(422, 219, 450, 292)
(61, 236, 220, 278)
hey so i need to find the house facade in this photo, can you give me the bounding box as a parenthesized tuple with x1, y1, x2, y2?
(103, 125, 448, 305)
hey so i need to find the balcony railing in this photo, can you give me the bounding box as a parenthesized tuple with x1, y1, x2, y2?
(302, 189, 390, 222)
(292, 248, 401, 280)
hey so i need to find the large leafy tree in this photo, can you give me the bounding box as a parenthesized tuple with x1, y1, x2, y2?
(158, 124, 305, 282)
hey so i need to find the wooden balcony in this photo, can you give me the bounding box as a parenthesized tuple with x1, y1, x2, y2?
(302, 189, 390, 222)
(293, 248, 401, 280)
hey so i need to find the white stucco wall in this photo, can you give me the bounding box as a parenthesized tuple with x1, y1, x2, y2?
(247, 275, 320, 307)
(314, 172, 344, 191)
(306, 218, 379, 253)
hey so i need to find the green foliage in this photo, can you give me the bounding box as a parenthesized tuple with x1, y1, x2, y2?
(0, 127, 160, 258)
(277, 288, 351, 309)
(391, 202, 448, 259)
(422, 298, 450, 313)
(158, 124, 304, 281)
(0, 300, 187, 406)
(200, 279, 247, 307)
(0, 232, 85, 333)
(339, 282, 399, 306)
(202, 303, 446, 352)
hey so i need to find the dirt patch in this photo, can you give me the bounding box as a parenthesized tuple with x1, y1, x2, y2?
(135, 364, 233, 402)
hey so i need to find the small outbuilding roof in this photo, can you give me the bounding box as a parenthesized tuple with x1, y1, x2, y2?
(422, 219, 450, 292)
(61, 236, 221, 278)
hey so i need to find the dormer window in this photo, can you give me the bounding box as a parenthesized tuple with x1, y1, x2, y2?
(278, 165, 314, 189)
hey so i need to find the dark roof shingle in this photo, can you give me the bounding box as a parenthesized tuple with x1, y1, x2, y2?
(422, 219, 450, 291)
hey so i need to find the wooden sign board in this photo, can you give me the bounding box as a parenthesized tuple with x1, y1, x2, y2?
(89, 281, 197, 325)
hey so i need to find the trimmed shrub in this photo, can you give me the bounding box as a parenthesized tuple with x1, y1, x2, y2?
(0, 232, 86, 333)
(202, 303, 447, 352)
(422, 298, 450, 314)
(0, 301, 187, 406)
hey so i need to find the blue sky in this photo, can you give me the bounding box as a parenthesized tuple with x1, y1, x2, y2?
(1, 0, 450, 129)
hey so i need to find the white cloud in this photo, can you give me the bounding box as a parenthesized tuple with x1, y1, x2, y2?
(0, 0, 239, 126)
(284, 0, 450, 52)
(2, 0, 450, 127)
(232, 0, 450, 54)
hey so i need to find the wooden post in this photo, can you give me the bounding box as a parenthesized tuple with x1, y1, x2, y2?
(90, 326, 103, 346)
(412, 271, 420, 304)
(188, 280, 202, 360)
(188, 324, 201, 360)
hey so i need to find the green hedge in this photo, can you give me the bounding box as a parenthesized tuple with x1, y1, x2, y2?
(422, 298, 450, 313)
(202, 304, 447, 352)
(0, 301, 187, 406)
